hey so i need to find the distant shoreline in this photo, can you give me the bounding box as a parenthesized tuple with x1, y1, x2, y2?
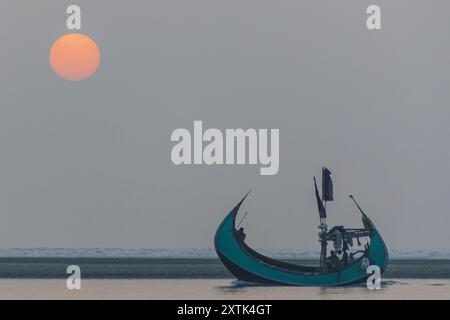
(0, 248, 449, 260)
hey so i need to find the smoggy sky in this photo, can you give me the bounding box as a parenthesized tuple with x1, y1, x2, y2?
(1, 1, 449, 251)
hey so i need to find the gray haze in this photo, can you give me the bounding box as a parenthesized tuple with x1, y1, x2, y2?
(0, 1, 449, 251)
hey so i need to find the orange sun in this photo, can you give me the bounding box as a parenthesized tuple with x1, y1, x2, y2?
(49, 33, 100, 81)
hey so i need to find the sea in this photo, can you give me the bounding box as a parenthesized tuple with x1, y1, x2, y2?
(0, 249, 448, 299)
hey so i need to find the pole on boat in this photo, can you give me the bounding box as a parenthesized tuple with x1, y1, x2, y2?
(237, 212, 248, 229)
(318, 167, 333, 270)
(349, 194, 365, 215)
(319, 200, 327, 270)
(314, 176, 328, 270)
(319, 233, 327, 270)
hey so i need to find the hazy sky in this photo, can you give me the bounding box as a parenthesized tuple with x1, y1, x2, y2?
(1, 1, 449, 251)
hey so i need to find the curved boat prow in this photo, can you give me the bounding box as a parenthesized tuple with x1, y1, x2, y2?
(214, 191, 249, 255)
(230, 191, 251, 223)
(349, 194, 389, 273)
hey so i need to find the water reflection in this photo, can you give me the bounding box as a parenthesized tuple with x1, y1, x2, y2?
(214, 278, 408, 299)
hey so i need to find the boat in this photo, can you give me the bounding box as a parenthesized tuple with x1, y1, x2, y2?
(214, 167, 389, 286)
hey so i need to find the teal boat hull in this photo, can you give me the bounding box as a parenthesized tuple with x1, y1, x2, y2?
(214, 194, 389, 286)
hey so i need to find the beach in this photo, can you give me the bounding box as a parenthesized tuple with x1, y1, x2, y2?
(0, 278, 449, 300)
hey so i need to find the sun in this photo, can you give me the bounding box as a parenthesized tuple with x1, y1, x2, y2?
(49, 33, 100, 81)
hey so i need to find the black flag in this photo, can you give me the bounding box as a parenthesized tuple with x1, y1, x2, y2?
(322, 167, 334, 202)
(314, 177, 326, 219)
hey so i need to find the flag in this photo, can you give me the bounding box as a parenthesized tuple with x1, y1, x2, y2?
(314, 177, 326, 219)
(322, 167, 334, 202)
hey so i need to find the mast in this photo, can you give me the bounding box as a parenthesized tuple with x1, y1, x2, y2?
(316, 167, 334, 270)
(236, 212, 248, 229)
(314, 177, 327, 269)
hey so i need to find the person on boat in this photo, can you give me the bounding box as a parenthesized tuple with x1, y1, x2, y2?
(326, 250, 340, 270)
(343, 235, 351, 252)
(236, 227, 246, 242)
(342, 251, 349, 265)
(333, 229, 343, 252)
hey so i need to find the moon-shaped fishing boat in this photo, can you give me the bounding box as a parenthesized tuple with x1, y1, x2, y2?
(214, 169, 389, 286)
